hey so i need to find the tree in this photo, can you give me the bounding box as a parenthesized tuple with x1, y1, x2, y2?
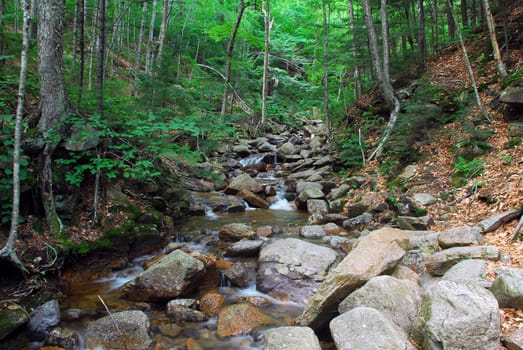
(0, 0, 30, 272)
(133, 1, 148, 97)
(322, 0, 330, 137)
(220, 0, 248, 117)
(261, 0, 273, 127)
(482, 0, 507, 78)
(145, 0, 158, 76)
(37, 0, 68, 235)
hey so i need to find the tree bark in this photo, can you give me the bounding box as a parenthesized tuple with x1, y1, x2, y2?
(157, 0, 170, 63)
(261, 0, 273, 127)
(97, 0, 105, 117)
(446, 0, 455, 40)
(133, 1, 147, 97)
(145, 0, 158, 76)
(417, 0, 426, 70)
(77, 0, 85, 107)
(348, 0, 361, 99)
(482, 0, 507, 78)
(37, 0, 68, 235)
(221, 0, 247, 117)
(0, 0, 30, 272)
(322, 0, 330, 137)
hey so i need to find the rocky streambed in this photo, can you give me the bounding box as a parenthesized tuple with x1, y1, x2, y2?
(2, 119, 523, 350)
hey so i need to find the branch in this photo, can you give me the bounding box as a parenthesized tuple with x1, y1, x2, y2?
(510, 213, 523, 241)
(98, 295, 128, 350)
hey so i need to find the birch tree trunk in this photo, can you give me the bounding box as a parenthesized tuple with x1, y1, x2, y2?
(157, 0, 170, 63)
(77, 0, 85, 107)
(261, 0, 273, 127)
(97, 0, 105, 117)
(322, 0, 330, 137)
(0, 0, 30, 271)
(221, 0, 246, 117)
(447, 0, 491, 122)
(482, 0, 507, 78)
(133, 1, 147, 97)
(145, 0, 158, 76)
(348, 0, 361, 99)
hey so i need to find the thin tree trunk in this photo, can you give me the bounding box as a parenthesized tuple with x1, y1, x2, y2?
(446, 0, 455, 40)
(502, 0, 510, 69)
(348, 0, 361, 99)
(381, 0, 390, 82)
(88, 3, 99, 91)
(145, 0, 158, 76)
(133, 1, 147, 97)
(157, 0, 170, 63)
(461, 0, 468, 28)
(447, 0, 491, 122)
(261, 0, 273, 127)
(417, 0, 426, 70)
(322, 0, 330, 137)
(0, 0, 30, 272)
(77, 0, 85, 107)
(431, 0, 439, 52)
(221, 0, 246, 117)
(97, 0, 105, 117)
(29, 0, 36, 39)
(482, 0, 507, 78)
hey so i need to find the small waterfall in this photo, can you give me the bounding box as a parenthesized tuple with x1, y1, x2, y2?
(205, 206, 219, 219)
(269, 180, 294, 211)
(239, 154, 266, 167)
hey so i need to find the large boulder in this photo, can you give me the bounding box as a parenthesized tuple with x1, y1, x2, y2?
(425, 245, 500, 276)
(0, 304, 29, 340)
(438, 225, 484, 248)
(264, 326, 321, 350)
(490, 267, 523, 308)
(217, 303, 273, 338)
(257, 238, 338, 304)
(219, 223, 256, 242)
(122, 249, 205, 301)
(295, 227, 408, 330)
(411, 280, 500, 350)
(225, 173, 264, 194)
(28, 300, 61, 342)
(338, 275, 423, 332)
(330, 307, 416, 350)
(85, 310, 152, 350)
(442, 259, 491, 288)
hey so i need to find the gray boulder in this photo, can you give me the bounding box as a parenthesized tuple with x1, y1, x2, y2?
(402, 230, 439, 272)
(225, 239, 264, 257)
(503, 329, 523, 350)
(257, 238, 338, 304)
(264, 326, 321, 350)
(166, 300, 208, 322)
(299, 225, 326, 239)
(327, 184, 351, 200)
(397, 215, 433, 230)
(338, 275, 423, 332)
(490, 267, 523, 308)
(224, 261, 256, 288)
(411, 280, 500, 350)
(0, 304, 29, 341)
(85, 310, 152, 350)
(478, 210, 522, 233)
(425, 245, 500, 276)
(219, 223, 256, 241)
(413, 193, 437, 206)
(122, 249, 205, 301)
(225, 173, 264, 194)
(438, 225, 484, 248)
(28, 299, 61, 342)
(442, 259, 491, 288)
(295, 227, 408, 330)
(330, 307, 416, 350)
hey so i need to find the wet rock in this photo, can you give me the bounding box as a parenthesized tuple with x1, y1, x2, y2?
(503, 329, 523, 350)
(85, 310, 152, 350)
(199, 292, 225, 317)
(219, 223, 256, 242)
(225, 173, 264, 194)
(158, 323, 183, 338)
(295, 227, 408, 330)
(438, 225, 483, 248)
(224, 261, 257, 288)
(225, 239, 264, 257)
(166, 301, 208, 322)
(397, 215, 433, 230)
(338, 275, 423, 332)
(478, 210, 522, 233)
(46, 327, 81, 350)
(490, 267, 523, 308)
(412, 193, 437, 206)
(217, 303, 273, 338)
(0, 304, 29, 340)
(299, 225, 326, 239)
(425, 245, 500, 276)
(411, 280, 500, 350)
(28, 300, 61, 342)
(237, 189, 269, 209)
(256, 225, 275, 238)
(257, 238, 337, 304)
(122, 249, 206, 301)
(330, 307, 416, 350)
(442, 259, 491, 288)
(264, 326, 321, 350)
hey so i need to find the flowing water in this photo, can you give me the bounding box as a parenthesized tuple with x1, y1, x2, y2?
(54, 176, 310, 350)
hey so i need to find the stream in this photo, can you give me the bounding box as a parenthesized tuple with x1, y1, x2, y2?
(55, 175, 311, 350)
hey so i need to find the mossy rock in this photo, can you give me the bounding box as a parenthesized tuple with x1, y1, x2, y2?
(0, 306, 29, 340)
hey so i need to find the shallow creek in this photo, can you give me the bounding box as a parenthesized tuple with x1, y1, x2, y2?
(58, 202, 310, 349)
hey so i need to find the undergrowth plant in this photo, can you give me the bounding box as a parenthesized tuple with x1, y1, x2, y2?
(452, 156, 484, 187)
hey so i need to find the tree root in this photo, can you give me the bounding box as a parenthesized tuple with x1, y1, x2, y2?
(0, 248, 28, 274)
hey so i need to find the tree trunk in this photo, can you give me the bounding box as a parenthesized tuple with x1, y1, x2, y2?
(133, 1, 147, 97)
(348, 0, 361, 99)
(417, 0, 426, 70)
(431, 0, 439, 52)
(461, 0, 468, 28)
(446, 0, 455, 40)
(145, 0, 158, 76)
(261, 0, 273, 127)
(0, 0, 30, 272)
(97, 0, 105, 117)
(77, 0, 85, 107)
(37, 0, 68, 235)
(157, 0, 170, 63)
(322, 0, 330, 137)
(447, 0, 491, 122)
(502, 0, 510, 69)
(221, 0, 246, 117)
(482, 0, 507, 78)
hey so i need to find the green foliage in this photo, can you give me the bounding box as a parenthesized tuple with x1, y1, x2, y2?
(336, 131, 365, 169)
(504, 138, 521, 149)
(496, 153, 513, 165)
(452, 156, 484, 187)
